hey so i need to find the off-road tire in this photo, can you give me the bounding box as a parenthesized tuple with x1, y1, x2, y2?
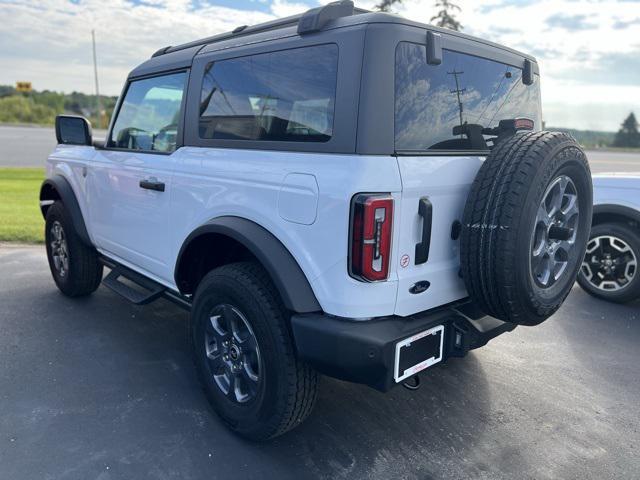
(577, 222, 640, 303)
(44, 201, 103, 297)
(461, 131, 592, 325)
(191, 262, 318, 441)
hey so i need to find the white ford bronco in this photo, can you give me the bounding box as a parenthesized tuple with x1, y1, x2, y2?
(41, 1, 593, 440)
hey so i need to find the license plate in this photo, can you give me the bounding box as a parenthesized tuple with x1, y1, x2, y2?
(394, 325, 444, 383)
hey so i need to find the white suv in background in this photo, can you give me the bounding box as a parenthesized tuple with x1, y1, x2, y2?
(39, 1, 592, 439)
(578, 174, 640, 302)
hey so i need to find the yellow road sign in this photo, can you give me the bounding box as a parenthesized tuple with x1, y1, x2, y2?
(16, 81, 32, 93)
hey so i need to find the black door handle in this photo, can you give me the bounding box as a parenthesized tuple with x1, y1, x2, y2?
(139, 179, 165, 192)
(415, 197, 432, 265)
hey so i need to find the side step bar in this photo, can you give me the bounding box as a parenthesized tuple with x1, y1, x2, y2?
(103, 268, 165, 305)
(99, 256, 192, 311)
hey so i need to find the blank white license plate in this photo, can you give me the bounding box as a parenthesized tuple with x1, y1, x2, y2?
(394, 325, 444, 383)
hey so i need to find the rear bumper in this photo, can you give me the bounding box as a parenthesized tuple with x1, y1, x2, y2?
(291, 302, 516, 392)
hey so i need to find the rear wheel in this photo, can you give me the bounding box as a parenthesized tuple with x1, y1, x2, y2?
(44, 201, 103, 297)
(191, 262, 318, 440)
(577, 222, 640, 303)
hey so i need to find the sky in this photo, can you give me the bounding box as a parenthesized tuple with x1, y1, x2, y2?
(0, 0, 639, 131)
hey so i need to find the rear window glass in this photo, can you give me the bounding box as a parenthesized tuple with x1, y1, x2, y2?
(395, 42, 541, 152)
(199, 44, 338, 143)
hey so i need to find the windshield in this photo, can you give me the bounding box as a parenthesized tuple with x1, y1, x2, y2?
(395, 42, 542, 152)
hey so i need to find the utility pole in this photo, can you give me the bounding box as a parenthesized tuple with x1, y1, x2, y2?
(447, 69, 465, 131)
(91, 29, 102, 129)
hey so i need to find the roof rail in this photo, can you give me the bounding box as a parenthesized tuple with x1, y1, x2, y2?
(298, 1, 354, 35)
(152, 1, 366, 58)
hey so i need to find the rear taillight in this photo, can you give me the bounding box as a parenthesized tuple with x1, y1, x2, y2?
(349, 193, 394, 282)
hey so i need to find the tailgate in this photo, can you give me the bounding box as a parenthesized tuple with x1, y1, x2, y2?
(393, 154, 484, 316)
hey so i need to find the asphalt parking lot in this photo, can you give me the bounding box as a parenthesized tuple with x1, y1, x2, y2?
(1, 245, 638, 479)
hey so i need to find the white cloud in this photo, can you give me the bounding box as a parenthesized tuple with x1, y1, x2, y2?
(271, 0, 315, 17)
(0, 0, 278, 94)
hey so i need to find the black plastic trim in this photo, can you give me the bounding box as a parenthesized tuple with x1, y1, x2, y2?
(415, 197, 432, 265)
(99, 255, 192, 311)
(291, 302, 515, 391)
(174, 216, 321, 313)
(139, 179, 165, 192)
(426, 31, 442, 65)
(39, 175, 91, 246)
(523, 58, 534, 85)
(298, 0, 354, 35)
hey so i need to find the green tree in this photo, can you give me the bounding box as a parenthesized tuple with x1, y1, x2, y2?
(33, 90, 65, 112)
(0, 96, 58, 125)
(430, 0, 462, 31)
(613, 112, 640, 148)
(375, 0, 463, 31)
(375, 0, 402, 11)
(0, 85, 16, 97)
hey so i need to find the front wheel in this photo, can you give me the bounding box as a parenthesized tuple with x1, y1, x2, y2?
(191, 262, 318, 440)
(44, 201, 103, 297)
(577, 222, 640, 303)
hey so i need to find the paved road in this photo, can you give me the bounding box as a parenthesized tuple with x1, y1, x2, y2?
(1, 125, 639, 173)
(1, 245, 638, 480)
(585, 149, 640, 173)
(0, 126, 59, 167)
(0, 126, 105, 167)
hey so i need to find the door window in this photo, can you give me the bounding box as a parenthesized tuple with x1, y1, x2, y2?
(199, 44, 338, 143)
(109, 71, 187, 153)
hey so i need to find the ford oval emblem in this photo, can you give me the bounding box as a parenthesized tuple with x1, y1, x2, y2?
(409, 281, 431, 294)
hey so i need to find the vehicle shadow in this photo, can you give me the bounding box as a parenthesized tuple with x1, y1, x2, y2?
(255, 355, 502, 479)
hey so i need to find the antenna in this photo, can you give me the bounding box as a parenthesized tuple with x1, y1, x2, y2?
(447, 69, 465, 131)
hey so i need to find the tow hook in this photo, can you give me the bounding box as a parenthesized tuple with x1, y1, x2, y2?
(402, 375, 421, 391)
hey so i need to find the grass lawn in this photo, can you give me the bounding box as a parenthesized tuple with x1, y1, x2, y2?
(0, 168, 45, 243)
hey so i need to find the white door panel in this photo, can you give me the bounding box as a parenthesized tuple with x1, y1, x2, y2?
(88, 149, 175, 279)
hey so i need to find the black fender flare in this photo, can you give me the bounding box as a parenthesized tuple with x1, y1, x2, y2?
(592, 204, 640, 225)
(39, 175, 92, 246)
(175, 217, 322, 313)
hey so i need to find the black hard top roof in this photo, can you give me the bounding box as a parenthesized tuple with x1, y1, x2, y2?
(128, 0, 536, 79)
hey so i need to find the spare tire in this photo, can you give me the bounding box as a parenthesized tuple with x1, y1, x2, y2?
(460, 131, 592, 325)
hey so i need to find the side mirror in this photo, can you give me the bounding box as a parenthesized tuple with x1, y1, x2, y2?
(55, 115, 92, 146)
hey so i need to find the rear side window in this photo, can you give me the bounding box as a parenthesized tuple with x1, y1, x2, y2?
(199, 44, 338, 142)
(395, 42, 541, 152)
(110, 72, 187, 153)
